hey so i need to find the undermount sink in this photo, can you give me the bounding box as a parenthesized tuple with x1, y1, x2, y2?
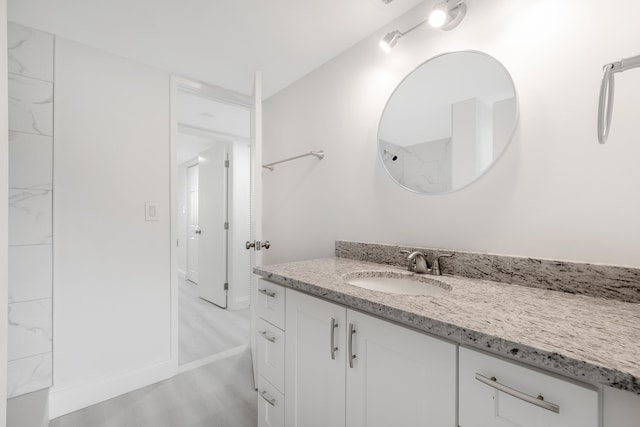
(342, 271, 451, 297)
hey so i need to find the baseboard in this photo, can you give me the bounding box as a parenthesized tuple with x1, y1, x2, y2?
(229, 296, 250, 310)
(178, 343, 248, 374)
(49, 359, 175, 419)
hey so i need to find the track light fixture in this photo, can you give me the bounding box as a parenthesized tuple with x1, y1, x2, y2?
(379, 20, 425, 54)
(379, 0, 467, 53)
(379, 30, 402, 54)
(428, 0, 466, 31)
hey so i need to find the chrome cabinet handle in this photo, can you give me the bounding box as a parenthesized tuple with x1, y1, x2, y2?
(194, 229, 202, 235)
(258, 288, 276, 298)
(348, 323, 356, 368)
(259, 390, 276, 406)
(245, 241, 255, 250)
(258, 330, 276, 343)
(475, 373, 560, 414)
(330, 317, 338, 360)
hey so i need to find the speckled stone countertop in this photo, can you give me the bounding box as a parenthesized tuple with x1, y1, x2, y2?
(254, 257, 640, 394)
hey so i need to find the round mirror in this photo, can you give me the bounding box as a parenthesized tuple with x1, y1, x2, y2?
(378, 51, 518, 194)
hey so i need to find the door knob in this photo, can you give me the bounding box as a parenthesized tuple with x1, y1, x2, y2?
(195, 229, 202, 235)
(245, 240, 271, 250)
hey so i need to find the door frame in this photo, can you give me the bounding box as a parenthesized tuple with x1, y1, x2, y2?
(185, 161, 199, 284)
(169, 75, 255, 370)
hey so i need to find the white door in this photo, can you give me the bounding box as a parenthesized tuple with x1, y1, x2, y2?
(346, 309, 457, 427)
(198, 143, 228, 308)
(186, 164, 200, 283)
(250, 71, 264, 385)
(285, 289, 347, 427)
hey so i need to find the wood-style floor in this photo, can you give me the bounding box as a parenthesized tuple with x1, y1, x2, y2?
(49, 348, 257, 427)
(179, 278, 251, 365)
(49, 279, 255, 427)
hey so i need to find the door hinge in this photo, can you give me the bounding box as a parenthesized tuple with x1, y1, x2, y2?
(224, 283, 229, 290)
(224, 160, 229, 168)
(224, 222, 229, 230)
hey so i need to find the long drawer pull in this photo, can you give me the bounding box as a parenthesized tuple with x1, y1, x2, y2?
(475, 373, 560, 414)
(330, 317, 338, 360)
(258, 288, 277, 298)
(348, 323, 356, 368)
(258, 330, 276, 343)
(259, 389, 276, 406)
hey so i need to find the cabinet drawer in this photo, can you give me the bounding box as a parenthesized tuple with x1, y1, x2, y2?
(257, 318, 285, 393)
(258, 375, 285, 427)
(459, 347, 598, 427)
(256, 279, 285, 329)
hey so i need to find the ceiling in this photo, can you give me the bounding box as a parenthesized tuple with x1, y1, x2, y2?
(7, 0, 424, 98)
(176, 89, 251, 164)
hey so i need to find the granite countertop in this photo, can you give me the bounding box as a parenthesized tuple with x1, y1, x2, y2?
(254, 257, 640, 394)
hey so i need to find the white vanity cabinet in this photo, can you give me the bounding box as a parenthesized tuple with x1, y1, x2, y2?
(345, 309, 457, 427)
(284, 288, 347, 427)
(603, 386, 640, 426)
(458, 347, 599, 427)
(256, 280, 286, 427)
(285, 288, 457, 427)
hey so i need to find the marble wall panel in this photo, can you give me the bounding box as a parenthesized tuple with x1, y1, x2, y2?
(8, 189, 53, 245)
(9, 131, 53, 190)
(8, 22, 54, 82)
(8, 299, 52, 361)
(9, 245, 52, 303)
(7, 21, 55, 399)
(8, 73, 53, 136)
(7, 352, 53, 398)
(380, 138, 452, 193)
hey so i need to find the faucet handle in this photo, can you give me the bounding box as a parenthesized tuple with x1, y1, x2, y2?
(431, 253, 454, 275)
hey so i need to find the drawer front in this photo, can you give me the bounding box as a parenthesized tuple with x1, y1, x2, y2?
(256, 279, 285, 329)
(257, 318, 285, 393)
(459, 347, 598, 427)
(258, 376, 285, 427)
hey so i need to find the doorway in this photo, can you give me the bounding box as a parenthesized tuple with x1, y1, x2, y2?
(172, 79, 253, 368)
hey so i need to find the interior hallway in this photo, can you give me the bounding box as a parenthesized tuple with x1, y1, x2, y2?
(49, 348, 257, 427)
(179, 278, 251, 365)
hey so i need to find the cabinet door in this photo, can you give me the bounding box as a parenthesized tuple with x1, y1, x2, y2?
(285, 289, 347, 427)
(459, 347, 598, 427)
(258, 375, 285, 427)
(257, 318, 285, 393)
(346, 310, 457, 427)
(256, 279, 285, 329)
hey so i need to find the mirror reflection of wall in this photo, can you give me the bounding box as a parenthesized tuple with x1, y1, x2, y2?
(378, 51, 517, 194)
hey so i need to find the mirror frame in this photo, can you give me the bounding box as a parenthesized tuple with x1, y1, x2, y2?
(377, 50, 519, 195)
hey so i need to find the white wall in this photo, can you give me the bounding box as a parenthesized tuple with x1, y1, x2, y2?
(263, 0, 640, 268)
(1, 2, 10, 425)
(51, 37, 172, 416)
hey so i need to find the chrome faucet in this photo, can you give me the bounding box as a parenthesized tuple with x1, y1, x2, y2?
(400, 250, 453, 275)
(403, 251, 429, 273)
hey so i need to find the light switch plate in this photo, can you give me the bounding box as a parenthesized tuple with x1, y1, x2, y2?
(145, 202, 159, 221)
